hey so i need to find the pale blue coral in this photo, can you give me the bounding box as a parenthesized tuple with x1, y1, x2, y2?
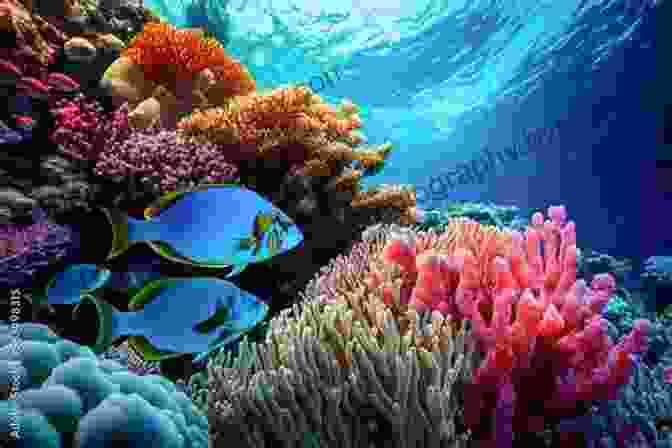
(0, 323, 208, 448)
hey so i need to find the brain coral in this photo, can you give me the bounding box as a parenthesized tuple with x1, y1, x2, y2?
(0, 323, 208, 448)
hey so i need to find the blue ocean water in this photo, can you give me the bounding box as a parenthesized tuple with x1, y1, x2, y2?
(144, 0, 664, 258)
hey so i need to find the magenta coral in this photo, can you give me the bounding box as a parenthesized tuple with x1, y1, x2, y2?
(377, 206, 651, 445)
(94, 125, 239, 193)
(49, 94, 108, 160)
(0, 208, 72, 287)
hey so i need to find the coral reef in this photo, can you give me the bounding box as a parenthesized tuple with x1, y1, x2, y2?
(49, 93, 108, 161)
(99, 339, 161, 376)
(121, 22, 255, 98)
(377, 207, 651, 444)
(0, 208, 73, 288)
(209, 207, 656, 446)
(0, 322, 208, 447)
(414, 201, 528, 231)
(178, 86, 362, 153)
(209, 323, 475, 447)
(95, 120, 239, 193)
(0, 0, 66, 68)
(101, 21, 254, 122)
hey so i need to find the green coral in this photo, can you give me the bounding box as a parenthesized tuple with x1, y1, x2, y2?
(603, 294, 640, 338)
(416, 201, 525, 231)
(77, 0, 99, 16)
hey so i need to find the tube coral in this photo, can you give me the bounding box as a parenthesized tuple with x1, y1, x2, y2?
(374, 205, 652, 444)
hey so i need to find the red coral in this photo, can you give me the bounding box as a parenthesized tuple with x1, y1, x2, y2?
(121, 22, 256, 98)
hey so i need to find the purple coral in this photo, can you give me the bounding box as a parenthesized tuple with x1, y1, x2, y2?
(94, 125, 239, 193)
(0, 208, 73, 287)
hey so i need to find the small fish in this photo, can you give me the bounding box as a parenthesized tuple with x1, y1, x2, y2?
(104, 184, 304, 277)
(76, 277, 268, 364)
(13, 115, 35, 128)
(45, 264, 112, 304)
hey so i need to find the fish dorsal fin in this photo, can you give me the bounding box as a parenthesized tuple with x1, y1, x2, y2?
(144, 190, 193, 220)
(144, 181, 243, 220)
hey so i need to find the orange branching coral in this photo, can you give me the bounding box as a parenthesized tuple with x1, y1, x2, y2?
(295, 159, 335, 178)
(178, 86, 362, 157)
(312, 141, 391, 174)
(351, 184, 416, 225)
(122, 22, 255, 98)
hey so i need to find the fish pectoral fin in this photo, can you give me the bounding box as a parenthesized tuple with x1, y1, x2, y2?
(225, 263, 249, 278)
(193, 307, 233, 334)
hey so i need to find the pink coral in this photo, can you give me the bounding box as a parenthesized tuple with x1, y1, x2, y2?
(49, 94, 108, 160)
(377, 206, 651, 444)
(0, 57, 79, 100)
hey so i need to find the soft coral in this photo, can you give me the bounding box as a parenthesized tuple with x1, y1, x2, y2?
(380, 205, 652, 445)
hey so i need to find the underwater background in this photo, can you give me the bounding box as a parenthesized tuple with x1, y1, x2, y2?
(144, 0, 663, 259)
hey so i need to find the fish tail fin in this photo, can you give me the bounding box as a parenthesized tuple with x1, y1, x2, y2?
(103, 208, 146, 260)
(72, 293, 118, 354)
(225, 262, 249, 278)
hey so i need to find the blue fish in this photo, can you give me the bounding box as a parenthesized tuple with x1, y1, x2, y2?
(74, 277, 268, 364)
(105, 253, 164, 292)
(103, 184, 304, 277)
(44, 263, 112, 304)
